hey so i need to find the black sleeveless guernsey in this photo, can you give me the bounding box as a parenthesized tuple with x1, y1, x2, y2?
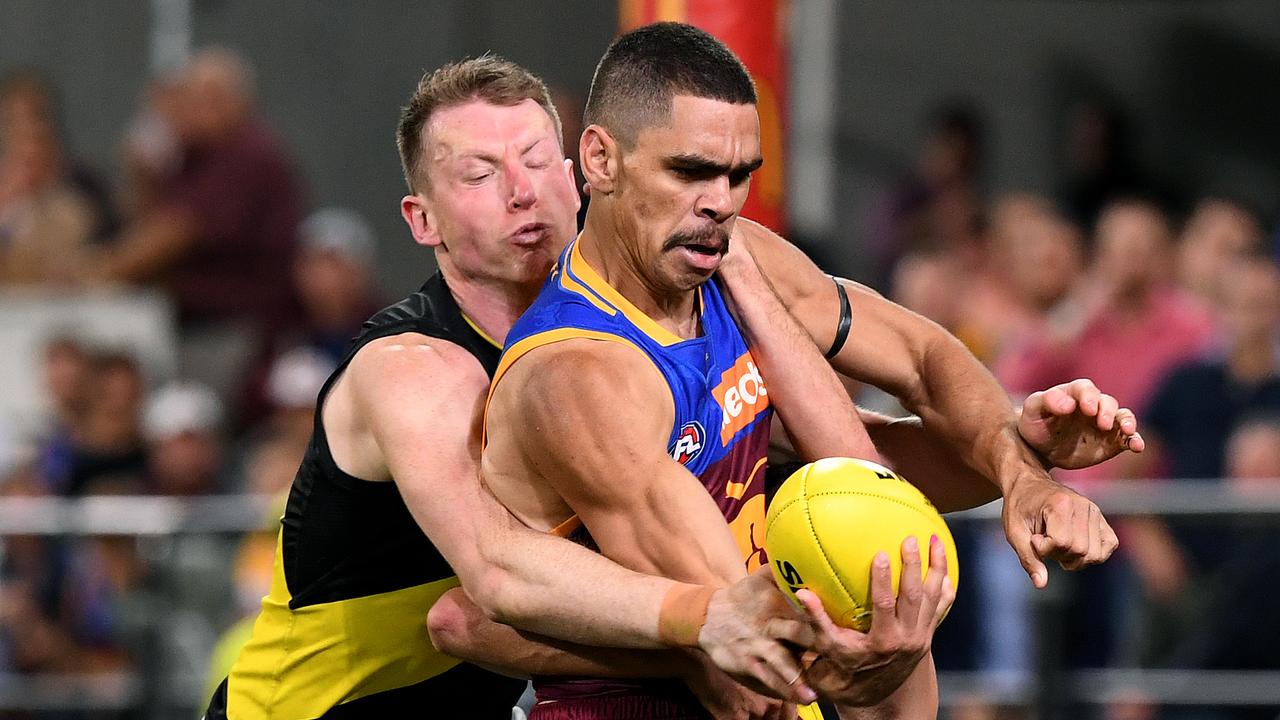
(205, 272, 524, 718)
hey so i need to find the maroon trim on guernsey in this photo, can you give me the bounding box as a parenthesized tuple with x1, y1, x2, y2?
(530, 686, 711, 720)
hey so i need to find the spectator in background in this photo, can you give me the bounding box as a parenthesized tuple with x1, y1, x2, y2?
(237, 207, 378, 428)
(998, 198, 1216, 456)
(1175, 198, 1264, 310)
(0, 471, 143, 677)
(888, 190, 985, 347)
(90, 48, 303, 405)
(291, 207, 382, 363)
(872, 102, 984, 290)
(893, 194, 1085, 369)
(141, 381, 226, 496)
(1057, 98, 1147, 236)
(968, 195, 1084, 366)
(1144, 256, 1280, 483)
(36, 345, 148, 497)
(260, 345, 335, 449)
(1120, 255, 1280, 667)
(0, 70, 105, 284)
(1167, 417, 1280, 692)
(121, 76, 184, 217)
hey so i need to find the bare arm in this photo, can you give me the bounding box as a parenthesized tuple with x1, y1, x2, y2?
(736, 218, 1118, 587)
(491, 338, 751, 586)
(427, 586, 690, 679)
(95, 207, 198, 282)
(427, 586, 796, 719)
(718, 234, 877, 462)
(345, 335, 694, 649)
(859, 411, 1001, 513)
(860, 378, 1146, 512)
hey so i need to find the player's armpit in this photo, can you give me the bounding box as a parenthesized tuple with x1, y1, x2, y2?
(487, 338, 746, 586)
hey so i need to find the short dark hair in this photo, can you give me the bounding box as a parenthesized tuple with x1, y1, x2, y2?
(584, 22, 756, 148)
(396, 55, 562, 193)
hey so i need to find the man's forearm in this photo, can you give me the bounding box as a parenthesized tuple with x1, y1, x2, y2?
(834, 653, 938, 720)
(429, 587, 691, 679)
(719, 253, 876, 462)
(859, 409, 1002, 513)
(466, 517, 701, 650)
(819, 295, 1044, 498)
(898, 329, 1045, 496)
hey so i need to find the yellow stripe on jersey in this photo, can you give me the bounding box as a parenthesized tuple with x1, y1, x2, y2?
(557, 261, 618, 316)
(725, 456, 768, 501)
(567, 240, 685, 347)
(460, 313, 502, 349)
(226, 534, 463, 719)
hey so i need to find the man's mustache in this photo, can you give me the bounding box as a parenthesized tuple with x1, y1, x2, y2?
(662, 224, 730, 253)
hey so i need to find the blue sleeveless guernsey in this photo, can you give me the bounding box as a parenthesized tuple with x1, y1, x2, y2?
(488, 238, 778, 716)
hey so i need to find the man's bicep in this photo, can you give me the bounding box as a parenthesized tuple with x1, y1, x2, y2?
(348, 337, 498, 575)
(508, 342, 745, 584)
(737, 218, 928, 396)
(828, 279, 941, 400)
(506, 341, 671, 498)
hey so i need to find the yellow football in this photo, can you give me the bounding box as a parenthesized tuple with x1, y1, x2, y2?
(765, 457, 960, 631)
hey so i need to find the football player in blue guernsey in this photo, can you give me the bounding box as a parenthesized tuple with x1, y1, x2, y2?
(477, 23, 1130, 720)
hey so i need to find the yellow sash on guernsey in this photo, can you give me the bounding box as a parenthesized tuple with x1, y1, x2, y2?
(798, 701, 826, 719)
(225, 534, 463, 719)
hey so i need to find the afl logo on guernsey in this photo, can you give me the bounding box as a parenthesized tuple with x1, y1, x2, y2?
(669, 421, 705, 465)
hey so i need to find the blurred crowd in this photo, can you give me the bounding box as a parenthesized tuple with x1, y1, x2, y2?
(1, 49, 1278, 719)
(0, 48, 385, 712)
(876, 103, 1280, 719)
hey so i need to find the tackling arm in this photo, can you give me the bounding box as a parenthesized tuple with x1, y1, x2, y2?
(346, 335, 699, 649)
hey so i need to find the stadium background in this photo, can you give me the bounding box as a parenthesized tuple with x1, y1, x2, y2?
(2, 1, 1279, 718)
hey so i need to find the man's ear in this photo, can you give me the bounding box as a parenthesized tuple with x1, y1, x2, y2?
(562, 159, 582, 213)
(401, 193, 442, 249)
(580, 125, 620, 195)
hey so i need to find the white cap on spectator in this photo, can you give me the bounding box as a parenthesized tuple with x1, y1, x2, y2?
(143, 381, 223, 442)
(267, 346, 336, 410)
(300, 207, 376, 269)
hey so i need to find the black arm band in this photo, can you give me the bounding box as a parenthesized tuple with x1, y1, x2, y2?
(824, 278, 851, 360)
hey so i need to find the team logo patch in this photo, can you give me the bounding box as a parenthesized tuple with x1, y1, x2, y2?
(669, 421, 705, 465)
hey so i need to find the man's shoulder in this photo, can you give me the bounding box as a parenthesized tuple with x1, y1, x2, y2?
(349, 332, 488, 395)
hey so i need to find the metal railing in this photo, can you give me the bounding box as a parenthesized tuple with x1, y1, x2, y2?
(1, 481, 1279, 717)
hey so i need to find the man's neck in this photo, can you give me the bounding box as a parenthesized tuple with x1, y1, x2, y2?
(439, 264, 539, 347)
(578, 214, 700, 340)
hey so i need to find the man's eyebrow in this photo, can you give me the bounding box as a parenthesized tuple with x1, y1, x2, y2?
(457, 150, 500, 165)
(456, 138, 545, 164)
(665, 153, 764, 175)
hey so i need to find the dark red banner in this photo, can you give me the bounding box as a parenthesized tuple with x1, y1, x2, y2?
(620, 0, 787, 232)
